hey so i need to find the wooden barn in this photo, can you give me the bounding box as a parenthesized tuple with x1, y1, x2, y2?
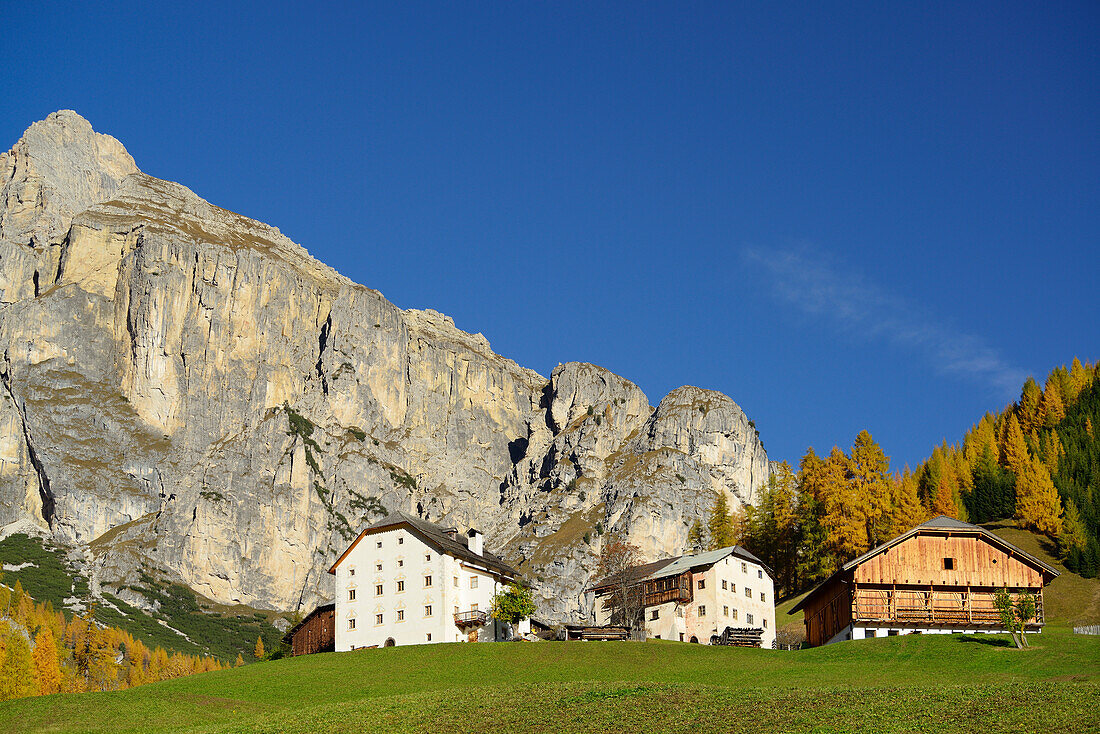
(789, 516, 1059, 646)
(283, 603, 336, 656)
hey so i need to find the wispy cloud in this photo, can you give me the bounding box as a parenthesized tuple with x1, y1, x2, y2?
(743, 245, 1025, 398)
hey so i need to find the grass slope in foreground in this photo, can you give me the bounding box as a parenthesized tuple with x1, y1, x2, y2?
(4, 626, 1099, 734)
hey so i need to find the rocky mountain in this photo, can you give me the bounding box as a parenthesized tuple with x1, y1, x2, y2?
(0, 111, 768, 622)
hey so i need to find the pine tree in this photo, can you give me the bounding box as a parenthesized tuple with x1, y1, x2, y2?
(1043, 430, 1063, 475)
(932, 476, 956, 518)
(1, 628, 36, 701)
(1043, 377, 1066, 427)
(1000, 413, 1030, 474)
(1059, 498, 1089, 559)
(254, 635, 265, 661)
(686, 519, 705, 550)
(1019, 377, 1043, 436)
(1068, 357, 1090, 403)
(795, 448, 835, 585)
(707, 493, 736, 550)
(848, 430, 892, 547)
(893, 468, 925, 533)
(32, 627, 61, 696)
(235, 652, 244, 667)
(821, 447, 865, 559)
(1015, 455, 1063, 536)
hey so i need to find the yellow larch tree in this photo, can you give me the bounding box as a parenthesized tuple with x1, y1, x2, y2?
(1000, 413, 1030, 475)
(254, 635, 265, 661)
(1015, 455, 1063, 536)
(31, 626, 61, 696)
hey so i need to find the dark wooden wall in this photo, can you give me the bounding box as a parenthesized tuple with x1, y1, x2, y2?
(290, 608, 335, 656)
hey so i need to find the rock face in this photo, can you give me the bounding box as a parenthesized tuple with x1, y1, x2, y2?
(0, 112, 768, 622)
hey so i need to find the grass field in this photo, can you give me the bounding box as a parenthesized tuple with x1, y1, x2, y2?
(3, 626, 1099, 733)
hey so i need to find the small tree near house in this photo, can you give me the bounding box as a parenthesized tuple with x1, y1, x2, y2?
(994, 588, 1037, 649)
(594, 538, 645, 629)
(490, 582, 536, 640)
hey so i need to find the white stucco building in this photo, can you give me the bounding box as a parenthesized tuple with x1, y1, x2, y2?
(328, 512, 525, 650)
(592, 546, 777, 648)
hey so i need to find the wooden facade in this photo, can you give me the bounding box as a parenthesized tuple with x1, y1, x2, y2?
(285, 603, 336, 656)
(641, 571, 693, 606)
(792, 517, 1059, 647)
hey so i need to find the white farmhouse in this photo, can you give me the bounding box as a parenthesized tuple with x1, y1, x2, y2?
(328, 512, 524, 650)
(592, 546, 777, 648)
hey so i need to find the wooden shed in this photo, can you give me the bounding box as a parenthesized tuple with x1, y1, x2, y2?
(284, 603, 336, 656)
(789, 516, 1059, 646)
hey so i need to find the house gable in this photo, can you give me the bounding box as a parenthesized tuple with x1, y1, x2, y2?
(852, 531, 1044, 588)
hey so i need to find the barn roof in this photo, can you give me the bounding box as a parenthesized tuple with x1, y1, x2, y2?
(788, 516, 1060, 614)
(327, 511, 519, 579)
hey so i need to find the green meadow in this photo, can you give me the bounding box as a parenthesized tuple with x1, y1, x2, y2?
(4, 625, 1099, 733)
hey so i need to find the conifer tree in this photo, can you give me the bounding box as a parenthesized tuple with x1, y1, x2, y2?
(893, 469, 925, 533)
(235, 652, 244, 667)
(1014, 455, 1063, 536)
(1, 628, 36, 701)
(821, 447, 865, 558)
(1068, 357, 1090, 402)
(1018, 377, 1044, 436)
(686, 519, 705, 550)
(32, 627, 61, 696)
(1043, 378, 1066, 427)
(848, 430, 892, 547)
(795, 448, 834, 584)
(1059, 498, 1089, 559)
(1043, 430, 1063, 475)
(932, 476, 956, 518)
(1000, 413, 1030, 474)
(707, 493, 736, 550)
(254, 635, 265, 661)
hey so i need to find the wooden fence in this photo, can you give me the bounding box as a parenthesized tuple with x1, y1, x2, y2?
(1073, 625, 1100, 635)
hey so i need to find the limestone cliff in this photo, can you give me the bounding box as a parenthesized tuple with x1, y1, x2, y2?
(0, 112, 768, 622)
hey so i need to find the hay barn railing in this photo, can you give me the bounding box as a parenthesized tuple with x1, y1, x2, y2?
(853, 588, 1043, 627)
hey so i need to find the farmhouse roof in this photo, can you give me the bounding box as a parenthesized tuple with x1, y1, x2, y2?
(327, 511, 519, 579)
(589, 545, 773, 592)
(787, 516, 1060, 615)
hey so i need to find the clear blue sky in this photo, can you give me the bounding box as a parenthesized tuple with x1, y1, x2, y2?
(3, 2, 1097, 469)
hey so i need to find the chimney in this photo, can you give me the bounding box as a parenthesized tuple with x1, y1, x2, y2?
(466, 528, 483, 555)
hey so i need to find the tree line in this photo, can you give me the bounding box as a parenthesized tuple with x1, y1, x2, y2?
(691, 357, 1099, 598)
(0, 578, 236, 702)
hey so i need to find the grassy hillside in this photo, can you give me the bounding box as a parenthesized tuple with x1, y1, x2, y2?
(3, 626, 1099, 733)
(0, 533, 285, 662)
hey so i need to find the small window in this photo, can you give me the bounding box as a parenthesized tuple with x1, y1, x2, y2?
(397, 610, 405, 621)
(471, 603, 478, 611)
(349, 568, 356, 577)
(426, 633, 432, 642)
(721, 580, 728, 590)
(425, 554, 431, 562)
(348, 618, 356, 630)
(741, 562, 747, 573)
(453, 576, 459, 587)
(398, 560, 403, 567)
(723, 605, 729, 617)
(747, 613, 754, 625)
(376, 541, 382, 549)
(763, 618, 767, 628)
(698, 605, 706, 616)
(888, 629, 899, 636)
(730, 583, 736, 593)
(425, 605, 433, 616)
(732, 608, 738, 620)
(697, 579, 705, 590)
(375, 613, 383, 625)
(651, 610, 659, 621)
(425, 575, 433, 587)
(679, 633, 685, 642)
(745, 587, 752, 598)
(758, 569, 763, 579)
(376, 563, 383, 572)
(943, 558, 955, 570)
(760, 592, 766, 602)
(675, 607, 684, 618)
(348, 589, 356, 601)
(470, 577, 479, 589)
(397, 580, 405, 592)
(655, 635, 661, 639)
(375, 584, 383, 596)
(398, 536, 403, 545)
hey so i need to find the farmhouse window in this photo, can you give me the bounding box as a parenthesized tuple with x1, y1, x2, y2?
(376, 541, 382, 549)
(425, 554, 431, 562)
(425, 605, 433, 616)
(679, 633, 684, 642)
(722, 580, 727, 590)
(698, 605, 706, 616)
(397, 580, 405, 592)
(398, 560, 403, 567)
(397, 610, 405, 621)
(943, 558, 955, 570)
(760, 593, 766, 602)
(747, 613, 754, 625)
(470, 577, 478, 589)
(697, 579, 705, 590)
(651, 610, 659, 620)
(426, 633, 432, 641)
(732, 609, 738, 620)
(741, 562, 747, 573)
(375, 584, 383, 596)
(425, 575, 432, 587)
(349, 568, 355, 576)
(675, 607, 684, 618)
(454, 576, 459, 587)
(763, 618, 767, 628)
(376, 563, 382, 571)
(348, 618, 356, 630)
(745, 587, 751, 598)
(348, 589, 356, 601)
(758, 569, 763, 579)
(723, 606, 729, 617)
(398, 536, 403, 544)
(375, 614, 383, 625)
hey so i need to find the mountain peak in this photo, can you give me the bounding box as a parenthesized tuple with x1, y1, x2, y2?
(1, 110, 139, 246)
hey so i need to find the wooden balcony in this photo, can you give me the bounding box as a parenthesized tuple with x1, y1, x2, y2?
(642, 572, 693, 607)
(852, 588, 1043, 628)
(453, 610, 489, 628)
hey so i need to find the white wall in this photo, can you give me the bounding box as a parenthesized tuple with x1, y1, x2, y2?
(333, 525, 509, 650)
(825, 624, 1040, 645)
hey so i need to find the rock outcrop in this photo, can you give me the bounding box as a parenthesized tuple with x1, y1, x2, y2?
(0, 112, 768, 622)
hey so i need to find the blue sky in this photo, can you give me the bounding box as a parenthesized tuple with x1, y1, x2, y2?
(2, 2, 1097, 469)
